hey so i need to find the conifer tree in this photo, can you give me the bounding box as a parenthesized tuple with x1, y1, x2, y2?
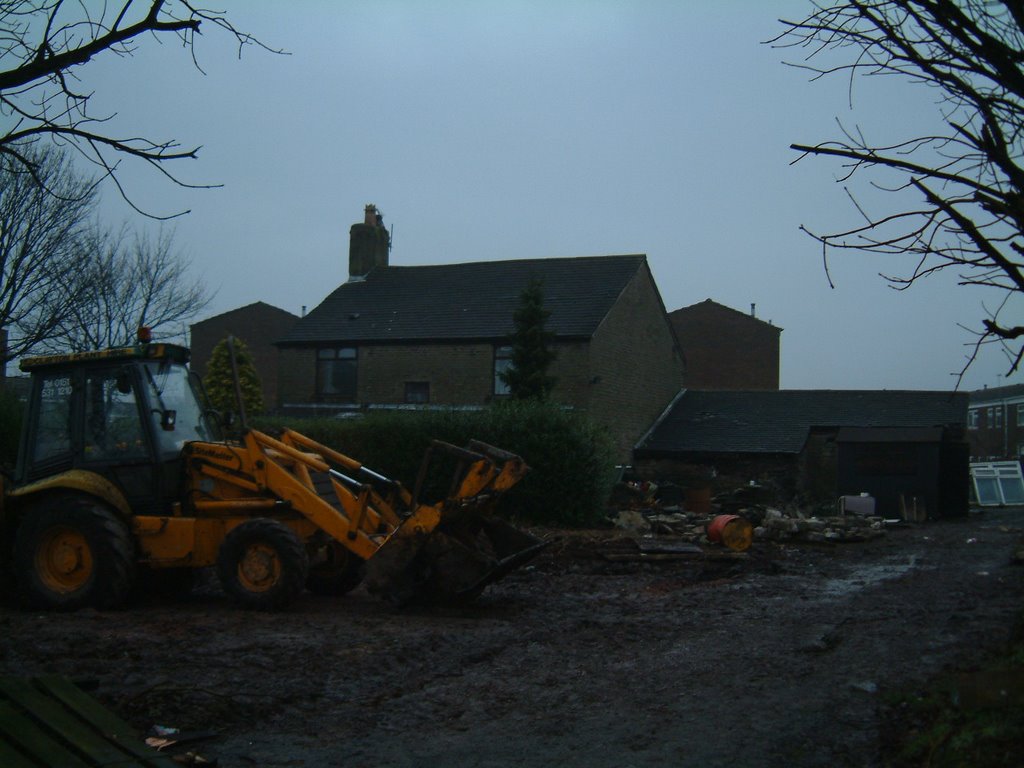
(501, 278, 557, 400)
(203, 337, 264, 417)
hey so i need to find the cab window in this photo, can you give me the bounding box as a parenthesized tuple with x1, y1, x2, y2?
(31, 374, 73, 464)
(83, 369, 148, 461)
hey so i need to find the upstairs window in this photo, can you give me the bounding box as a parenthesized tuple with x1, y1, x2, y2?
(968, 409, 979, 430)
(316, 347, 357, 402)
(993, 406, 1004, 429)
(1018, 405, 1024, 427)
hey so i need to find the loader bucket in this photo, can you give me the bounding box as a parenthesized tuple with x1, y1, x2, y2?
(363, 513, 548, 605)
(362, 440, 549, 605)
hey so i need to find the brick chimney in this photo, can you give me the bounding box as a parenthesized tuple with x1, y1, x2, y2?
(348, 204, 390, 281)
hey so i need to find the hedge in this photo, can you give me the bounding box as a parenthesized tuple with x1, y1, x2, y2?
(255, 402, 618, 527)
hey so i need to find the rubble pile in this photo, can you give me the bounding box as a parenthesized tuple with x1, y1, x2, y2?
(608, 480, 887, 546)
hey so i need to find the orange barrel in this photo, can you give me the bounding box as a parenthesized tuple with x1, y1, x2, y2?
(706, 514, 753, 552)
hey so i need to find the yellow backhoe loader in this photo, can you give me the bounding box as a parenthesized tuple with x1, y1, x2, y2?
(0, 337, 546, 610)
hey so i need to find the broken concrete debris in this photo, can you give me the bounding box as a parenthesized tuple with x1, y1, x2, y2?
(609, 480, 886, 545)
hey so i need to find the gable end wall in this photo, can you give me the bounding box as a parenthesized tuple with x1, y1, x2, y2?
(587, 265, 685, 458)
(670, 303, 780, 390)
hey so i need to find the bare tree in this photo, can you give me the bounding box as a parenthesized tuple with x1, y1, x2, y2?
(774, 1, 1024, 379)
(0, 145, 96, 362)
(51, 225, 212, 352)
(0, 1, 276, 216)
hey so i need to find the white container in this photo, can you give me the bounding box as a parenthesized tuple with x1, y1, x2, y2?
(839, 493, 875, 516)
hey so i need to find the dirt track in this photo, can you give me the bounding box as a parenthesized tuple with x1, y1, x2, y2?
(1, 508, 1022, 768)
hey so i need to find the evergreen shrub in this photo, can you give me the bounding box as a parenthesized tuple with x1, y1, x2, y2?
(255, 402, 617, 527)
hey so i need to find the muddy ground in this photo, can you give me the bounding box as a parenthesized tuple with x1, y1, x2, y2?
(1, 508, 1023, 768)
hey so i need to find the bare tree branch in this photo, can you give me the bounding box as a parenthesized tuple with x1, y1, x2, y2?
(0, 1, 282, 216)
(773, 0, 1024, 379)
(48, 224, 213, 352)
(0, 144, 96, 362)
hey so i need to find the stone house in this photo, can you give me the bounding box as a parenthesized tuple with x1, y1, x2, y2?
(633, 389, 969, 519)
(190, 301, 299, 412)
(275, 208, 685, 458)
(668, 299, 781, 390)
(967, 383, 1024, 460)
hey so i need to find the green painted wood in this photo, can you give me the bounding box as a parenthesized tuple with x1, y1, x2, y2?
(0, 699, 92, 768)
(0, 677, 164, 767)
(0, 734, 38, 768)
(34, 675, 178, 768)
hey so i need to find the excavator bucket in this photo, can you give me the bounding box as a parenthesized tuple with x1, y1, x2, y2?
(362, 440, 549, 605)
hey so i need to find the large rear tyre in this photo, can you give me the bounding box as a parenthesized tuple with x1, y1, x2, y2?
(306, 541, 363, 596)
(217, 519, 308, 610)
(13, 496, 135, 611)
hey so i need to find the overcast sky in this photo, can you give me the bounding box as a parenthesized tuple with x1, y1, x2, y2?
(80, 1, 1023, 392)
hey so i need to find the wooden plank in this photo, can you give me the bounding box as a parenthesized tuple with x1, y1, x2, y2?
(33, 676, 179, 768)
(0, 700, 92, 768)
(0, 733, 39, 768)
(0, 678, 133, 767)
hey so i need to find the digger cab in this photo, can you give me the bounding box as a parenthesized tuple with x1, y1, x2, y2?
(16, 342, 216, 515)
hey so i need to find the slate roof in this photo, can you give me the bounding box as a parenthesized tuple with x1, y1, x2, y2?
(636, 389, 968, 456)
(193, 301, 298, 327)
(278, 255, 647, 345)
(670, 298, 782, 334)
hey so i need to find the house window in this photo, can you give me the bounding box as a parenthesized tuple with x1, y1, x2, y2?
(494, 346, 513, 396)
(316, 347, 357, 401)
(405, 381, 430, 404)
(1018, 405, 1024, 427)
(968, 409, 980, 430)
(993, 406, 1003, 429)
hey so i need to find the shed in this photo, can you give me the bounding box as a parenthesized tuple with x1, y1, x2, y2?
(633, 389, 969, 518)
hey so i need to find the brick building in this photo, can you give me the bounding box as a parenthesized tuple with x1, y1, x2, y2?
(275, 208, 685, 458)
(190, 302, 299, 411)
(668, 299, 781, 390)
(968, 383, 1024, 460)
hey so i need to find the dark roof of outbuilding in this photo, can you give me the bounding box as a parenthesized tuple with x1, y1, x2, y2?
(637, 389, 968, 456)
(278, 255, 647, 345)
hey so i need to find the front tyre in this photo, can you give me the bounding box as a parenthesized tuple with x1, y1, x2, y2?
(14, 496, 135, 611)
(306, 541, 364, 596)
(217, 519, 308, 610)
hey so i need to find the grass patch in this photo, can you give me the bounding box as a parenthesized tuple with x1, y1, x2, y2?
(881, 617, 1024, 767)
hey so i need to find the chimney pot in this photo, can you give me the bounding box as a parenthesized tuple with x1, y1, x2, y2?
(364, 204, 377, 225)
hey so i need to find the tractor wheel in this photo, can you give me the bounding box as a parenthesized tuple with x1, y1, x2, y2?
(13, 496, 135, 611)
(306, 541, 364, 596)
(217, 519, 308, 610)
